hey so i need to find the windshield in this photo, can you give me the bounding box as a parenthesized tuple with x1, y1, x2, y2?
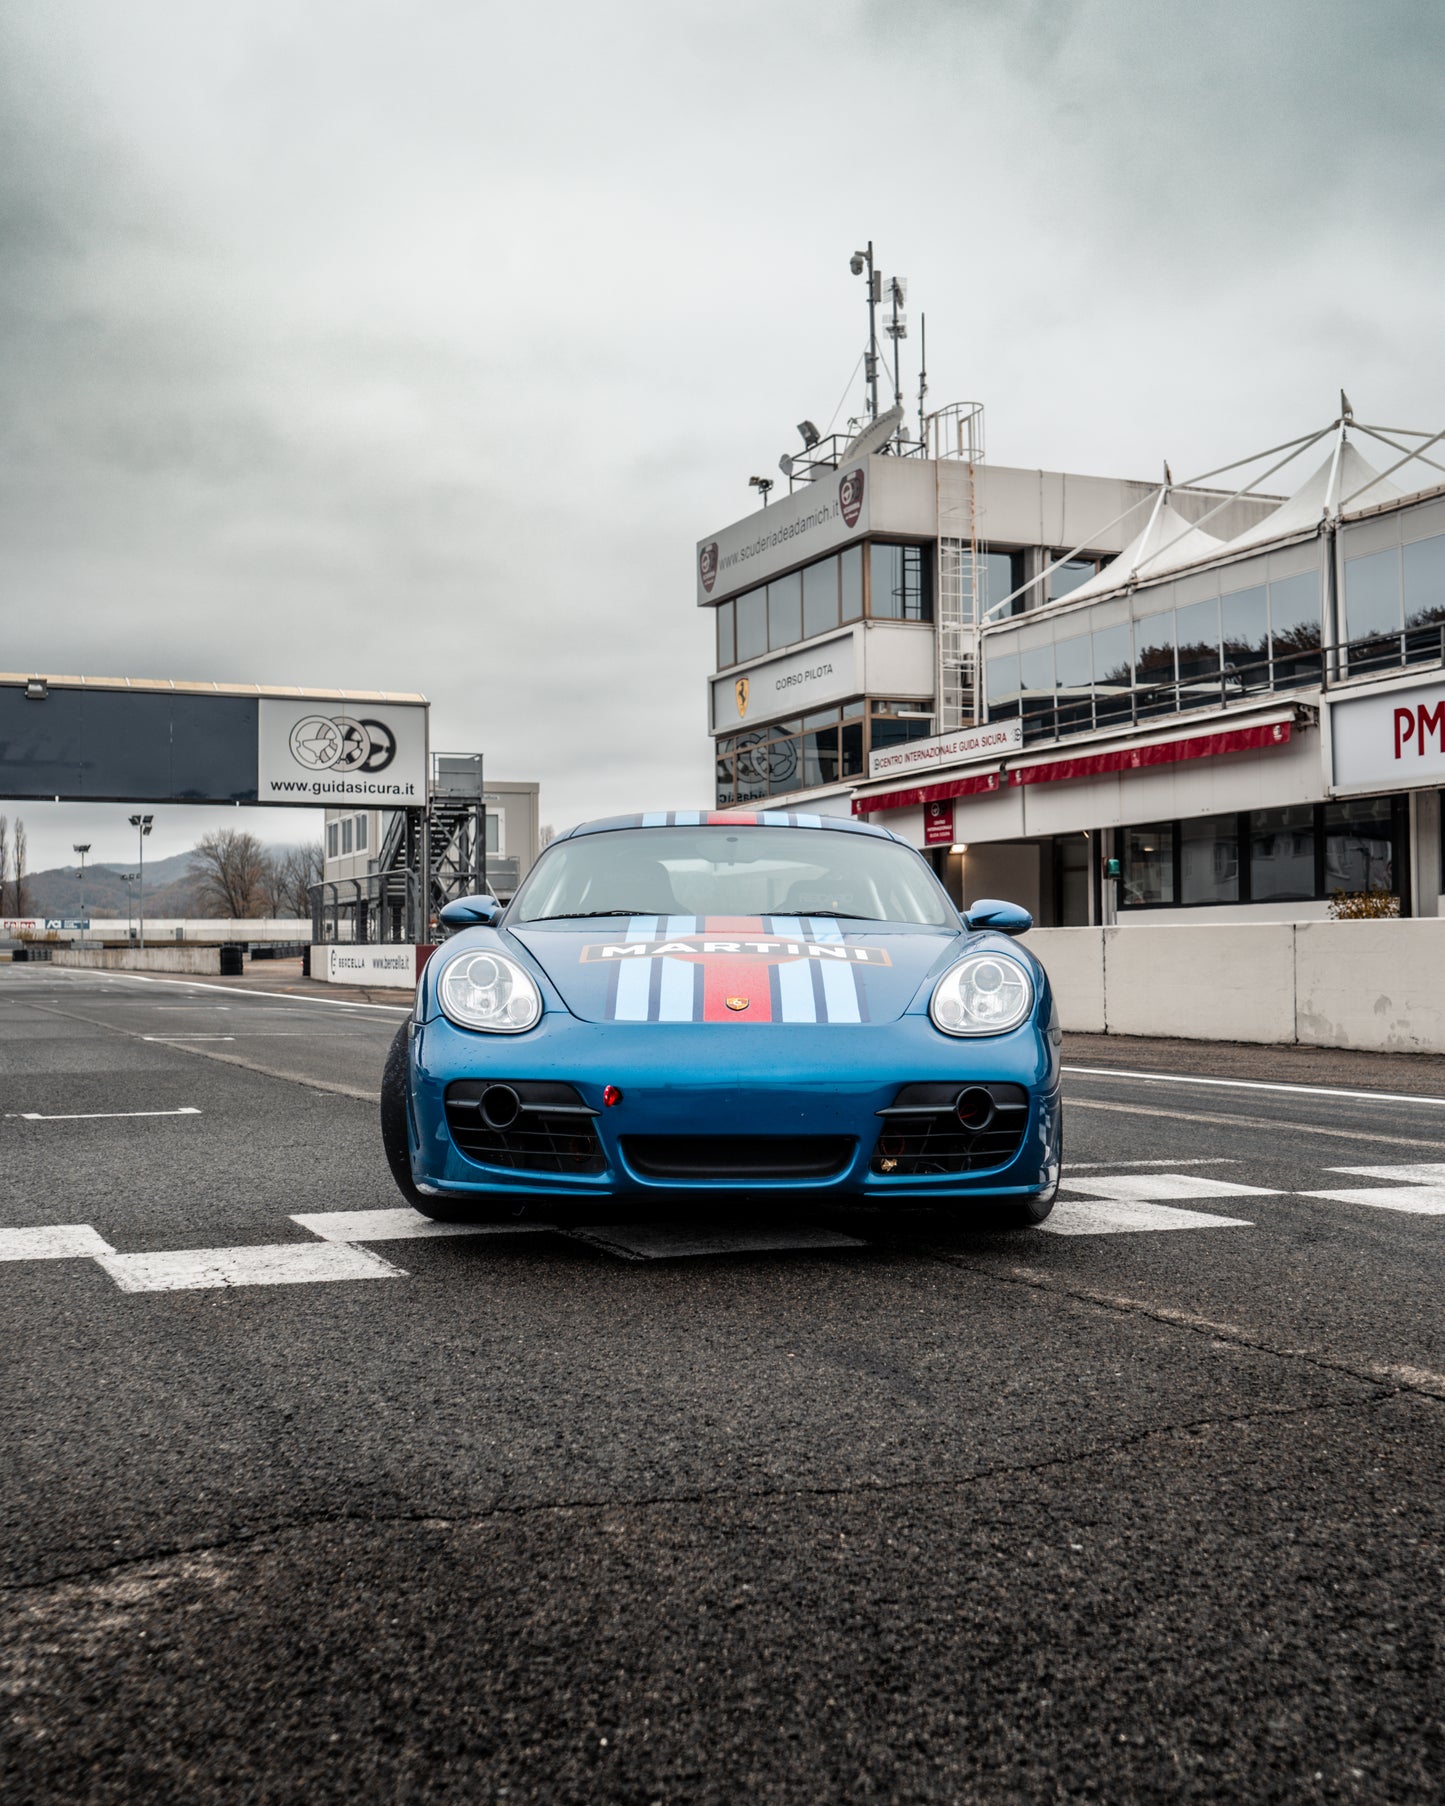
(509, 826, 954, 927)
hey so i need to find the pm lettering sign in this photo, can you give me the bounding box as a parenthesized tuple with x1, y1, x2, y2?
(1330, 682, 1445, 793)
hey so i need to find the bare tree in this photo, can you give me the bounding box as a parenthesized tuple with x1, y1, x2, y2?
(189, 829, 268, 918)
(257, 853, 289, 919)
(0, 815, 9, 916)
(12, 820, 28, 917)
(277, 842, 324, 919)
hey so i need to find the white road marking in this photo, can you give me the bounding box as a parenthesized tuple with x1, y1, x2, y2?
(96, 1242, 404, 1292)
(1060, 1173, 1279, 1203)
(568, 1223, 868, 1262)
(292, 1208, 554, 1242)
(1064, 1065, 1445, 1109)
(0, 1225, 117, 1260)
(1067, 1158, 1237, 1170)
(141, 1035, 236, 1042)
(10, 1108, 202, 1121)
(1326, 1162, 1445, 1183)
(48, 969, 409, 1013)
(1300, 1186, 1445, 1216)
(1040, 1200, 1254, 1236)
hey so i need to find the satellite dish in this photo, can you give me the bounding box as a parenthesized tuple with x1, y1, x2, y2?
(838, 404, 905, 464)
(779, 453, 795, 477)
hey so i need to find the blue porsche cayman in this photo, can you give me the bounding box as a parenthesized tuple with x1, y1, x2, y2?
(381, 811, 1062, 1228)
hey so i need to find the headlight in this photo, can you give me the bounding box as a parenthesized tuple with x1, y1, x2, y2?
(930, 952, 1034, 1036)
(438, 949, 541, 1033)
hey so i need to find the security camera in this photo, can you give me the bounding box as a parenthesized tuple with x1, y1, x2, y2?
(849, 252, 865, 275)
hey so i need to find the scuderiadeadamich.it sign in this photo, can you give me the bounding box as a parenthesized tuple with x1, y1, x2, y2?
(1330, 681, 1445, 792)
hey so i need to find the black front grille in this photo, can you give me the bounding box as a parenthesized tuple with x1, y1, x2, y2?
(444, 1079, 605, 1175)
(871, 1082, 1030, 1176)
(622, 1135, 855, 1180)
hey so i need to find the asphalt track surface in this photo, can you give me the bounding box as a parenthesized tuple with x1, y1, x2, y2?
(3, 965, 1443, 1805)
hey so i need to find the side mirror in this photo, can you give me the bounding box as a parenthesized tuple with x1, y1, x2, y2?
(438, 893, 502, 929)
(964, 898, 1032, 937)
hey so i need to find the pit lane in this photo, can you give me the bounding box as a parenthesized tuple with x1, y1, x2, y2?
(3, 963, 1443, 1804)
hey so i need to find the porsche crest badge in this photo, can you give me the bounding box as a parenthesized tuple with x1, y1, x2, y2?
(725, 996, 750, 1012)
(735, 677, 749, 718)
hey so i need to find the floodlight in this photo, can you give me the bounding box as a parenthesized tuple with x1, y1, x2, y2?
(796, 420, 820, 448)
(73, 843, 91, 855)
(748, 476, 773, 496)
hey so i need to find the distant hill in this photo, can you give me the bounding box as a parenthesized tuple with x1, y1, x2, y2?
(11, 849, 300, 919)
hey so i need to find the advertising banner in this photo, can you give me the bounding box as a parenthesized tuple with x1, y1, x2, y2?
(1330, 681, 1445, 793)
(697, 464, 870, 606)
(258, 699, 427, 806)
(316, 944, 418, 987)
(711, 632, 859, 733)
(923, 800, 955, 845)
(867, 718, 1023, 782)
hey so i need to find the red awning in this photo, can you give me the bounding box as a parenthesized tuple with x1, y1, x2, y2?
(1007, 720, 1292, 787)
(852, 769, 1001, 816)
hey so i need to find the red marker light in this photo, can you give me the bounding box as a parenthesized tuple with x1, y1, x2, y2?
(602, 1085, 623, 1108)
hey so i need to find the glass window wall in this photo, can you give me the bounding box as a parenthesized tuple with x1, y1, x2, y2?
(1134, 609, 1177, 715)
(736, 587, 767, 662)
(1123, 823, 1174, 905)
(1345, 548, 1402, 671)
(1221, 585, 1269, 694)
(802, 556, 839, 640)
(840, 546, 863, 622)
(1250, 805, 1316, 902)
(1323, 798, 1394, 895)
(714, 701, 929, 805)
(1180, 813, 1239, 905)
(1048, 557, 1098, 601)
(768, 571, 802, 650)
(869, 543, 931, 621)
(1268, 571, 1323, 688)
(1403, 533, 1445, 662)
(716, 599, 735, 669)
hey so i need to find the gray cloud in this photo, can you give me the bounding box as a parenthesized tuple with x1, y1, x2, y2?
(1, 1, 1442, 871)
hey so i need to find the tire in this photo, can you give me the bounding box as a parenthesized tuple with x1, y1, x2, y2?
(380, 1022, 476, 1220)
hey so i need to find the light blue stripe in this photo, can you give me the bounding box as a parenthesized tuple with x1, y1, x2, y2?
(759, 810, 791, 827)
(770, 916, 805, 940)
(657, 958, 695, 1022)
(789, 812, 823, 827)
(674, 809, 704, 826)
(776, 957, 818, 1023)
(805, 917, 844, 942)
(818, 956, 862, 1024)
(613, 915, 658, 1022)
(641, 811, 668, 828)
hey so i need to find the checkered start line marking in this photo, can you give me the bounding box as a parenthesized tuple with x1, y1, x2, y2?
(2, 1164, 1443, 1289)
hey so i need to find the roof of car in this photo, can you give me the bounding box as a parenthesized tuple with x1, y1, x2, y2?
(557, 810, 905, 843)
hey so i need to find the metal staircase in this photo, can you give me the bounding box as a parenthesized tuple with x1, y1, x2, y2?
(929, 403, 986, 730)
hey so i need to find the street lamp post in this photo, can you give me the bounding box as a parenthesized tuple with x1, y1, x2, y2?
(127, 815, 153, 948)
(117, 874, 139, 939)
(72, 844, 90, 928)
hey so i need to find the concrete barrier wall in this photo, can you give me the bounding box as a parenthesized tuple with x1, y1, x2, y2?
(1028, 921, 1445, 1055)
(53, 947, 222, 975)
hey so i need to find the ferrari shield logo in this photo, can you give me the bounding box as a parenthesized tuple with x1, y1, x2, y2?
(735, 677, 749, 719)
(725, 996, 750, 1011)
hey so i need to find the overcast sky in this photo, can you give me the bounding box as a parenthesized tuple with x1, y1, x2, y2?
(3, 0, 1442, 874)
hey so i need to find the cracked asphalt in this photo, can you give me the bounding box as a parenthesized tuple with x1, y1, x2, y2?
(2, 965, 1443, 1804)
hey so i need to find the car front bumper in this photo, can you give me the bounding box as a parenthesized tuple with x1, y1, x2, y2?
(407, 1012, 1061, 1205)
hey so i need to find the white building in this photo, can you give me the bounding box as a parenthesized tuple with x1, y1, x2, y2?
(699, 405, 1445, 924)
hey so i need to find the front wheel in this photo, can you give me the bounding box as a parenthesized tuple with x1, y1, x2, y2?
(380, 1022, 475, 1220)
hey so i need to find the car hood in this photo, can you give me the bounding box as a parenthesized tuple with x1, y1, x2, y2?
(506, 915, 963, 1025)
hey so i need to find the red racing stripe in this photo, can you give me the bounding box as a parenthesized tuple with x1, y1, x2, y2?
(707, 811, 757, 827)
(701, 956, 774, 1022)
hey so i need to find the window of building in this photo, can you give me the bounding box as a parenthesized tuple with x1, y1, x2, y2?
(1221, 585, 1269, 692)
(1403, 533, 1445, 661)
(802, 556, 840, 640)
(979, 550, 1022, 616)
(1117, 801, 1403, 911)
(840, 545, 863, 623)
(341, 818, 354, 855)
(485, 812, 502, 855)
(1344, 548, 1402, 670)
(1323, 797, 1394, 895)
(736, 587, 768, 662)
(355, 815, 368, 852)
(1048, 557, 1098, 601)
(716, 600, 735, 668)
(1269, 571, 1323, 688)
(1134, 608, 1177, 715)
(714, 699, 930, 805)
(985, 649, 1021, 720)
(768, 570, 802, 649)
(1249, 805, 1316, 902)
(868, 543, 931, 621)
(1180, 813, 1240, 905)
(1019, 645, 1055, 731)
(326, 822, 339, 858)
(1176, 597, 1221, 697)
(1123, 823, 1174, 905)
(1092, 622, 1132, 725)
